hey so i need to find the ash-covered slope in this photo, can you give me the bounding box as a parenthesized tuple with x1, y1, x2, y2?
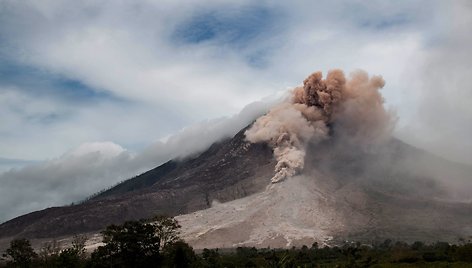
(177, 138, 472, 248)
(0, 126, 276, 240)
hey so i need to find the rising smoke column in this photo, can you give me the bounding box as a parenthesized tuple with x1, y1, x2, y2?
(245, 69, 392, 183)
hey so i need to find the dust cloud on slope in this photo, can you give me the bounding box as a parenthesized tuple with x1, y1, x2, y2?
(245, 70, 394, 183)
(177, 69, 472, 248)
(245, 69, 471, 202)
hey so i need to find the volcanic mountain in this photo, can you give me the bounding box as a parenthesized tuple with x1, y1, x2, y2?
(1, 70, 471, 249)
(0, 125, 275, 240)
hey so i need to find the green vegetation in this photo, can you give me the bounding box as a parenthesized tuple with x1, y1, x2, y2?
(88, 216, 180, 267)
(2, 217, 472, 267)
(2, 239, 37, 268)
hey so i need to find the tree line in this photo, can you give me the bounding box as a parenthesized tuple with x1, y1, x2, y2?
(2, 216, 472, 267)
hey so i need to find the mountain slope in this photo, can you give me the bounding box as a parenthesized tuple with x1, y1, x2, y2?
(177, 139, 472, 248)
(0, 126, 276, 239)
(0, 125, 471, 249)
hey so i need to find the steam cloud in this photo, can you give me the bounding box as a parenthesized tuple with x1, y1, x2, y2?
(245, 69, 393, 183)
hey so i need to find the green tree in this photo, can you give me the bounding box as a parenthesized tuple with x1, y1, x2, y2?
(201, 248, 221, 268)
(163, 240, 196, 268)
(89, 216, 181, 268)
(56, 248, 82, 268)
(148, 215, 181, 249)
(38, 240, 60, 267)
(455, 243, 472, 262)
(55, 235, 87, 268)
(70, 234, 87, 260)
(3, 239, 37, 268)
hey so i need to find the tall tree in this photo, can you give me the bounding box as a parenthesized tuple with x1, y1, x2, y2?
(3, 239, 37, 268)
(89, 216, 181, 267)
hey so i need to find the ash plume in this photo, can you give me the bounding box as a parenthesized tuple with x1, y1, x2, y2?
(245, 69, 393, 183)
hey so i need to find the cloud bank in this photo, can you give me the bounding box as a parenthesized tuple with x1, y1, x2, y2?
(0, 99, 278, 223)
(1, 0, 470, 165)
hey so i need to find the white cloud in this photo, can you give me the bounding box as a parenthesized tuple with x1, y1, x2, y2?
(0, 98, 278, 223)
(68, 142, 125, 159)
(395, 0, 472, 165)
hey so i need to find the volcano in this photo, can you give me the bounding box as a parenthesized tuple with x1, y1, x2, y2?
(1, 126, 471, 249)
(1, 70, 471, 249)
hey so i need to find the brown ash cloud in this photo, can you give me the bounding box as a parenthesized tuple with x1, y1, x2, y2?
(245, 69, 394, 183)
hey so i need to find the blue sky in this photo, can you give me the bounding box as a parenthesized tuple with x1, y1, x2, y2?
(0, 0, 471, 222)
